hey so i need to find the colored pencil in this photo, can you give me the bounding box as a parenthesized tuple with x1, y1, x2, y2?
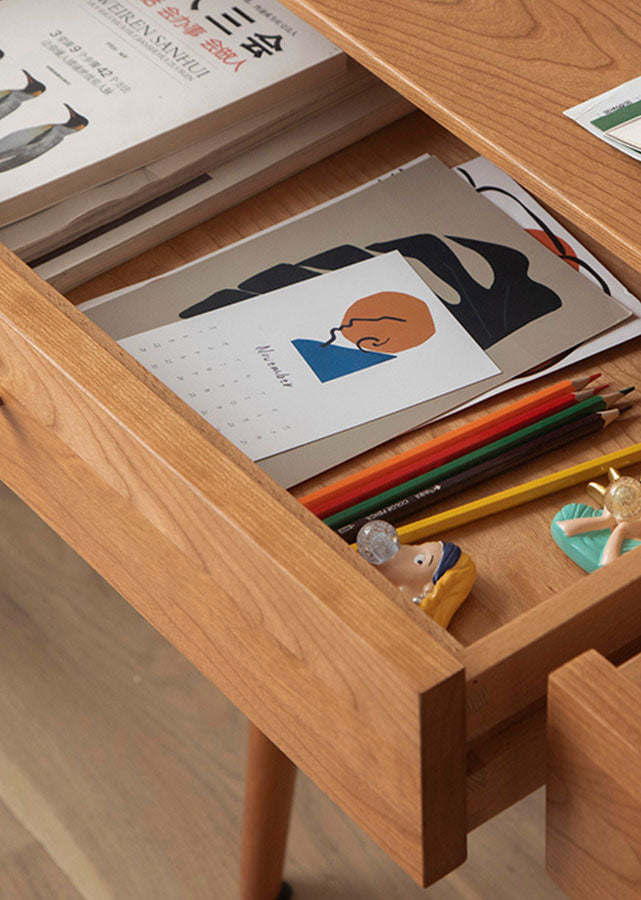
(324, 386, 610, 525)
(326, 386, 607, 515)
(338, 409, 624, 543)
(326, 391, 631, 532)
(300, 374, 600, 518)
(393, 434, 641, 545)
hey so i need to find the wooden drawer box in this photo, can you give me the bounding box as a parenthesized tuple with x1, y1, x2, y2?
(547, 648, 641, 899)
(3, 110, 641, 891)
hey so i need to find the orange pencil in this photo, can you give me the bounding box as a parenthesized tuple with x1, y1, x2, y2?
(319, 384, 608, 514)
(299, 374, 600, 518)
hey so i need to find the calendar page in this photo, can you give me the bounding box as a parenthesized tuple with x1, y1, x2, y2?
(119, 252, 499, 461)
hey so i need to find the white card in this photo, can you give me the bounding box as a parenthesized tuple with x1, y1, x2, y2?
(119, 252, 499, 460)
(564, 77, 641, 161)
(606, 117, 641, 150)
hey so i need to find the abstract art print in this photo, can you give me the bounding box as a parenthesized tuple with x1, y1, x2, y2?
(119, 252, 499, 467)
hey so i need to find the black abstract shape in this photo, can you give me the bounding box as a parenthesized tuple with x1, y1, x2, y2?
(298, 245, 374, 269)
(475, 187, 611, 293)
(179, 288, 255, 318)
(457, 166, 612, 295)
(367, 235, 562, 349)
(179, 263, 321, 318)
(238, 262, 320, 293)
(457, 167, 476, 189)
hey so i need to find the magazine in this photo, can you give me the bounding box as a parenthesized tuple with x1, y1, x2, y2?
(34, 82, 411, 290)
(0, 0, 343, 223)
(1, 63, 376, 262)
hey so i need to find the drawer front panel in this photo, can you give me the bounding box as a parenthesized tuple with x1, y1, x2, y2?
(0, 250, 465, 886)
(547, 650, 641, 899)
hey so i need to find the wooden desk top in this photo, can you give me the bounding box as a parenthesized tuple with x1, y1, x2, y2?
(281, 0, 641, 273)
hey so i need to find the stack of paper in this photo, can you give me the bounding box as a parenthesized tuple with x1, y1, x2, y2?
(565, 77, 641, 159)
(80, 155, 638, 487)
(0, 0, 411, 286)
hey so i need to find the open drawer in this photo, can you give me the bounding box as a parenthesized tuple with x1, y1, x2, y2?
(547, 648, 641, 899)
(3, 112, 641, 889)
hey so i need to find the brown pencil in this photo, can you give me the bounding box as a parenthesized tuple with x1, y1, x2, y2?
(337, 407, 625, 544)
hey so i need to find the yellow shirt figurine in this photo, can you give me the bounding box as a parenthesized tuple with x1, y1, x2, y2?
(356, 519, 475, 629)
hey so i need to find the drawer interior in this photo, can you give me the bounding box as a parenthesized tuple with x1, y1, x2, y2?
(298, 371, 640, 649)
(66, 109, 641, 653)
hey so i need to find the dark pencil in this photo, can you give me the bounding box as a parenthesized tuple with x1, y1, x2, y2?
(336, 408, 626, 543)
(300, 373, 602, 518)
(326, 388, 632, 532)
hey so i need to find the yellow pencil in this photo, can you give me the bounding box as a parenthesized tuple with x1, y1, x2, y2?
(396, 441, 641, 543)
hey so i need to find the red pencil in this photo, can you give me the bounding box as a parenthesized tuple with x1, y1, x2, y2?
(300, 374, 601, 518)
(322, 386, 608, 512)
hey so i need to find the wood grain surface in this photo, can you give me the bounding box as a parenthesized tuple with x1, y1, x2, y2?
(0, 232, 467, 885)
(240, 725, 297, 900)
(462, 541, 641, 741)
(547, 649, 641, 899)
(0, 801, 83, 900)
(0, 482, 566, 899)
(278, 0, 641, 276)
(467, 705, 546, 832)
(1, 1, 640, 889)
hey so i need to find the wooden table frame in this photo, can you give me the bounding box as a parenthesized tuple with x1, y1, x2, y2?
(547, 649, 641, 899)
(0, 241, 466, 892)
(4, 2, 641, 897)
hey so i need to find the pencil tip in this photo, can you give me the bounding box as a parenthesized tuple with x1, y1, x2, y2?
(591, 383, 609, 394)
(600, 408, 622, 426)
(617, 404, 633, 414)
(601, 391, 626, 407)
(587, 373, 602, 384)
(621, 386, 636, 396)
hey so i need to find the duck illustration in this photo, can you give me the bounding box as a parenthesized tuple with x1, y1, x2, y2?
(0, 103, 88, 172)
(0, 70, 46, 119)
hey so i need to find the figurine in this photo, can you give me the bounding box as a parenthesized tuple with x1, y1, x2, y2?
(551, 467, 641, 571)
(356, 519, 476, 628)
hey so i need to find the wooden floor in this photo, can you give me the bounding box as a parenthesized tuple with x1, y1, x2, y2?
(0, 482, 567, 899)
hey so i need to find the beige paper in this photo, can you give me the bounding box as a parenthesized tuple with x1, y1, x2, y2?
(84, 157, 629, 486)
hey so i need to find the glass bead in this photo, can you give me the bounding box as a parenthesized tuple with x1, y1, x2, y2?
(603, 476, 641, 521)
(356, 519, 399, 565)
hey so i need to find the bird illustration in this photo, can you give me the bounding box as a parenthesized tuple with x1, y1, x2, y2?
(0, 104, 88, 172)
(0, 70, 46, 119)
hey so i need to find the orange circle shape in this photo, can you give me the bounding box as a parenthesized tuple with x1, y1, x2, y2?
(340, 291, 435, 353)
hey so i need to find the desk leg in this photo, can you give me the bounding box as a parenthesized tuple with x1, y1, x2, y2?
(240, 723, 297, 900)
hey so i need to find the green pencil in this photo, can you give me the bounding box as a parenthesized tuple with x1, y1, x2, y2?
(323, 388, 633, 531)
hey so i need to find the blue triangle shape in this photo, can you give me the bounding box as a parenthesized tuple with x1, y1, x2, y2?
(292, 339, 395, 383)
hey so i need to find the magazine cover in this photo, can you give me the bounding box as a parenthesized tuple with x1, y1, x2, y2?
(0, 0, 343, 223)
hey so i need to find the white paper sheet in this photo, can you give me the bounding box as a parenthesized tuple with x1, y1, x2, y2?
(565, 77, 641, 161)
(119, 252, 499, 460)
(450, 156, 641, 410)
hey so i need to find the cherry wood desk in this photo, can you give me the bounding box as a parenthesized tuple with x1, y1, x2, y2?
(3, 2, 641, 898)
